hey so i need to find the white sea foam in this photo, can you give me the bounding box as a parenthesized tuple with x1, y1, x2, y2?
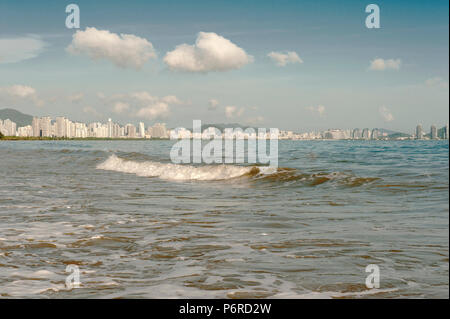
(97, 154, 268, 181)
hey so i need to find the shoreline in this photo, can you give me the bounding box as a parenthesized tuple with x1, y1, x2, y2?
(1, 136, 447, 141)
(0, 136, 170, 141)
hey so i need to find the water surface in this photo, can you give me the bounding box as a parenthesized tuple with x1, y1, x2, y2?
(0, 140, 448, 298)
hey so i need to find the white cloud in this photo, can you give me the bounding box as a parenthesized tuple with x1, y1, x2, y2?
(225, 106, 244, 118)
(1, 85, 36, 98)
(306, 105, 325, 116)
(136, 102, 170, 120)
(379, 106, 394, 122)
(161, 95, 183, 105)
(163, 32, 253, 72)
(425, 77, 449, 89)
(98, 91, 184, 119)
(208, 99, 219, 110)
(130, 91, 157, 103)
(369, 58, 401, 71)
(0, 36, 46, 64)
(268, 51, 303, 67)
(66, 27, 156, 69)
(113, 101, 130, 114)
(0, 84, 43, 107)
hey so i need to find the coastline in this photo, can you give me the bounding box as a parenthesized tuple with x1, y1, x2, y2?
(0, 136, 170, 141)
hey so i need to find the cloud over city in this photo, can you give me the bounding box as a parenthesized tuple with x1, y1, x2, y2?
(0, 36, 46, 64)
(163, 32, 253, 73)
(0, 84, 44, 107)
(96, 91, 185, 120)
(66, 27, 157, 69)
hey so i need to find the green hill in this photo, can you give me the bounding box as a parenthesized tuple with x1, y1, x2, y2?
(0, 108, 33, 127)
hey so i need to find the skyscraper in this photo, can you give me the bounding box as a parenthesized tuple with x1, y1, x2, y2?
(362, 128, 371, 140)
(40, 117, 52, 137)
(446, 124, 449, 139)
(352, 128, 362, 139)
(371, 128, 379, 140)
(107, 118, 113, 138)
(415, 124, 423, 139)
(125, 124, 136, 138)
(150, 123, 167, 138)
(430, 125, 437, 140)
(2, 119, 16, 136)
(56, 117, 66, 137)
(32, 117, 41, 137)
(139, 122, 145, 138)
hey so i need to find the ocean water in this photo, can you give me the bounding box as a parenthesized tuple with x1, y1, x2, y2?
(0, 140, 448, 298)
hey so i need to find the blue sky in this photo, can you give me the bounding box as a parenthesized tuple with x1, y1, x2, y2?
(0, 0, 448, 133)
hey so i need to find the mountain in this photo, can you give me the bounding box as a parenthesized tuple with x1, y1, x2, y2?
(0, 108, 33, 127)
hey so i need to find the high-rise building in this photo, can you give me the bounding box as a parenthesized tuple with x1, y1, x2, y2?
(139, 122, 145, 138)
(125, 124, 136, 138)
(415, 124, 423, 140)
(17, 125, 33, 137)
(352, 128, 362, 139)
(107, 118, 113, 138)
(150, 123, 167, 138)
(1, 119, 16, 136)
(32, 117, 41, 137)
(40, 117, 52, 137)
(362, 128, 371, 140)
(445, 124, 449, 139)
(371, 128, 379, 140)
(56, 117, 66, 137)
(430, 125, 437, 140)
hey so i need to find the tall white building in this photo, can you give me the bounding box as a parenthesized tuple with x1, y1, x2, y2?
(362, 128, 371, 139)
(430, 125, 437, 140)
(371, 128, 380, 140)
(352, 128, 362, 139)
(32, 117, 40, 137)
(40, 117, 52, 137)
(17, 125, 33, 137)
(416, 124, 423, 140)
(139, 122, 145, 138)
(149, 123, 167, 138)
(56, 117, 66, 137)
(127, 124, 137, 138)
(107, 118, 113, 138)
(1, 119, 17, 136)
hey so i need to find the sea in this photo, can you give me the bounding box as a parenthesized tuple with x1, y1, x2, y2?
(0, 139, 448, 298)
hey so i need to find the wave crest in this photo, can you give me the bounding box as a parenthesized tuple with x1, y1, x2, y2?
(96, 155, 379, 186)
(96, 155, 268, 181)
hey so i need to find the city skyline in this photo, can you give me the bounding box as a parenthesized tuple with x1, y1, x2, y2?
(1, 110, 448, 140)
(0, 0, 448, 132)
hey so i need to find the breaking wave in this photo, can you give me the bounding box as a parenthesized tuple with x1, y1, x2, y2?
(97, 155, 380, 186)
(96, 154, 276, 181)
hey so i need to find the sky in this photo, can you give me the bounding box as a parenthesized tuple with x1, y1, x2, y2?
(0, 0, 448, 133)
